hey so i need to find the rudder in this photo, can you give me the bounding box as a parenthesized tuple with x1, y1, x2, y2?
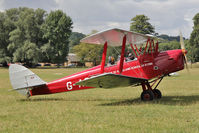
(9, 64, 46, 96)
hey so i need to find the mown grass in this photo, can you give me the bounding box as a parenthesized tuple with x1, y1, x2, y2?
(0, 67, 199, 133)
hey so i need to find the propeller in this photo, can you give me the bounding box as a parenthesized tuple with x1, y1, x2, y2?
(179, 31, 189, 71)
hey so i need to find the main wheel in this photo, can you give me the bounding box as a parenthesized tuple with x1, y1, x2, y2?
(153, 89, 162, 99)
(141, 90, 154, 101)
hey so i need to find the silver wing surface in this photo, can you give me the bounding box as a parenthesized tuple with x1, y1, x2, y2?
(75, 73, 147, 89)
(9, 64, 46, 95)
(80, 28, 157, 46)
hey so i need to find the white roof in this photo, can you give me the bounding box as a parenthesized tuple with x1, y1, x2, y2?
(80, 28, 156, 46)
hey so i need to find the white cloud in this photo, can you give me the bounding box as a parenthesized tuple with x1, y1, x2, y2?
(0, 0, 5, 11)
(183, 8, 199, 37)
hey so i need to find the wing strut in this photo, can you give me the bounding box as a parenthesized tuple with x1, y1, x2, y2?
(101, 41, 107, 73)
(130, 43, 138, 58)
(119, 35, 127, 74)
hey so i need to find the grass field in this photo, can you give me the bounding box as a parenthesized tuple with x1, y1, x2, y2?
(0, 67, 199, 133)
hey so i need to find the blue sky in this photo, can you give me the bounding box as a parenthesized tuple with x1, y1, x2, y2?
(1, 0, 199, 38)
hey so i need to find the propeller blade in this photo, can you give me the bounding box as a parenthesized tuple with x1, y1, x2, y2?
(183, 53, 189, 71)
(179, 31, 189, 71)
(180, 31, 185, 50)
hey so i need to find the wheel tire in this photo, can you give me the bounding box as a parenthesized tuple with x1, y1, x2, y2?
(141, 90, 154, 101)
(153, 89, 162, 99)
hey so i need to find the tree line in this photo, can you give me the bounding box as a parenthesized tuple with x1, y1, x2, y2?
(0, 7, 72, 67)
(0, 7, 199, 67)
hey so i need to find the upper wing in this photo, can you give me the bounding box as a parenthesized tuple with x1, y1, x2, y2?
(80, 28, 157, 46)
(75, 73, 147, 89)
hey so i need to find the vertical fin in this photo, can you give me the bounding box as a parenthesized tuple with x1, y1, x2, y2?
(9, 64, 46, 96)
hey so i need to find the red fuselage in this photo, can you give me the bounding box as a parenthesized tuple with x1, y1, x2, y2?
(30, 49, 184, 96)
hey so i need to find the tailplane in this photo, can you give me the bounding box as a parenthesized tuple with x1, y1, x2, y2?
(9, 64, 46, 97)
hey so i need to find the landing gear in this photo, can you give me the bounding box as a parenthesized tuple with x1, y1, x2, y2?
(153, 89, 162, 99)
(141, 90, 154, 101)
(26, 89, 31, 99)
(140, 77, 163, 101)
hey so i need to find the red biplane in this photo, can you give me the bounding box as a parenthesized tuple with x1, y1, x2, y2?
(9, 28, 188, 101)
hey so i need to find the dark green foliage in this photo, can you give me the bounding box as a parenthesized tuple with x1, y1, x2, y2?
(69, 32, 86, 52)
(184, 40, 195, 63)
(130, 14, 155, 34)
(42, 10, 73, 65)
(73, 43, 103, 65)
(13, 41, 40, 67)
(0, 9, 18, 66)
(40, 43, 54, 63)
(158, 34, 182, 42)
(159, 41, 181, 51)
(6, 7, 47, 67)
(0, 7, 72, 67)
(189, 13, 199, 63)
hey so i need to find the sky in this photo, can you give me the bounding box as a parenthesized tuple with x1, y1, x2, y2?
(0, 0, 199, 38)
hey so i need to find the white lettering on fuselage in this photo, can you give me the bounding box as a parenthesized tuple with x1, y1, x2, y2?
(66, 82, 73, 90)
(108, 62, 153, 74)
(122, 62, 153, 72)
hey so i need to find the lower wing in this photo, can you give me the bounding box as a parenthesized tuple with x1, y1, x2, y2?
(75, 73, 147, 88)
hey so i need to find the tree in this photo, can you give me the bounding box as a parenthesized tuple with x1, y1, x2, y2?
(25, 8, 47, 47)
(184, 40, 195, 64)
(42, 10, 73, 66)
(159, 41, 181, 51)
(13, 41, 40, 66)
(158, 34, 182, 42)
(130, 14, 155, 34)
(189, 13, 199, 63)
(73, 43, 103, 66)
(0, 7, 73, 67)
(0, 8, 19, 66)
(0, 12, 8, 65)
(69, 32, 86, 52)
(72, 30, 104, 66)
(40, 43, 54, 62)
(6, 7, 46, 67)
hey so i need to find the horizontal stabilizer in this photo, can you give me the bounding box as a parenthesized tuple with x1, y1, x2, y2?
(75, 73, 147, 88)
(9, 64, 46, 95)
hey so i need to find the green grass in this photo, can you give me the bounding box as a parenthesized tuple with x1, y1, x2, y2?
(0, 67, 199, 133)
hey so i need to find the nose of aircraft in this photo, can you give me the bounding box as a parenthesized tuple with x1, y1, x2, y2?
(177, 49, 188, 71)
(182, 49, 187, 54)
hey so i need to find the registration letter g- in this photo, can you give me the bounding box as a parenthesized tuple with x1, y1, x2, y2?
(66, 82, 73, 90)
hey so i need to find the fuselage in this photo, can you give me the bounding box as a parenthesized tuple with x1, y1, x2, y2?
(30, 49, 184, 96)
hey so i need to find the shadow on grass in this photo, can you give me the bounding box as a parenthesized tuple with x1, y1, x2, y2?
(18, 97, 118, 102)
(18, 97, 65, 102)
(18, 95, 199, 106)
(99, 95, 199, 106)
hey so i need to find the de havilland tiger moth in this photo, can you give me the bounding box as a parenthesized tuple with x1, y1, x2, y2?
(9, 28, 188, 101)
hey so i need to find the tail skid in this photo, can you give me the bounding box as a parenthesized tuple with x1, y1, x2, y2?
(9, 64, 46, 97)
